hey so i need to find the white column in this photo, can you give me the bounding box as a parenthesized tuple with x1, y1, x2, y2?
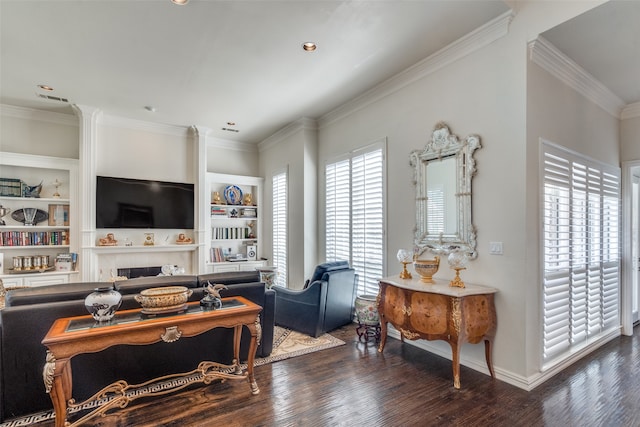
(72, 104, 102, 281)
(193, 125, 210, 273)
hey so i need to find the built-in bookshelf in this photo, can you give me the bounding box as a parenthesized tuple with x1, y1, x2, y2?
(206, 173, 265, 273)
(0, 152, 79, 283)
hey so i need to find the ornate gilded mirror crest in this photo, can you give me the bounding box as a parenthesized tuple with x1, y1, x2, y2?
(410, 122, 481, 259)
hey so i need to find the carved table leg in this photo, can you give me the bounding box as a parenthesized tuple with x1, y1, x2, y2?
(450, 342, 461, 389)
(245, 321, 260, 395)
(377, 317, 388, 353)
(233, 325, 242, 374)
(484, 338, 495, 378)
(43, 351, 72, 427)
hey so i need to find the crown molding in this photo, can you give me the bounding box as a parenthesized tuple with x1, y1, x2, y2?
(259, 117, 318, 152)
(0, 104, 78, 126)
(622, 102, 640, 120)
(99, 113, 190, 137)
(529, 36, 626, 119)
(207, 135, 257, 153)
(318, 11, 514, 129)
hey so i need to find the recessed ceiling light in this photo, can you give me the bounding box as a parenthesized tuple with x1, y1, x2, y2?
(171, 0, 189, 4)
(144, 106, 156, 112)
(302, 42, 317, 52)
(38, 85, 54, 91)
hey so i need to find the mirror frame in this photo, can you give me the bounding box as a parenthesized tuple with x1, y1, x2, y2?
(410, 122, 481, 259)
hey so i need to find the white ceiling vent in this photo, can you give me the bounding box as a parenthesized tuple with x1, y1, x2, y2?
(36, 93, 69, 103)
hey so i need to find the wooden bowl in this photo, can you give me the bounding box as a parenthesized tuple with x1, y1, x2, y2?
(413, 256, 440, 283)
(134, 286, 193, 311)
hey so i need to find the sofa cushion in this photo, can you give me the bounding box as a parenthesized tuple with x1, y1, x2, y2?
(4, 282, 110, 307)
(114, 275, 198, 294)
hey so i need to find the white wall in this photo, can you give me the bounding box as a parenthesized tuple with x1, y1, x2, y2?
(0, 105, 78, 158)
(317, 23, 528, 379)
(259, 120, 318, 288)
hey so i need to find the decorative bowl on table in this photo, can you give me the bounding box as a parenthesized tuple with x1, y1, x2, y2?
(134, 286, 193, 314)
(413, 256, 440, 283)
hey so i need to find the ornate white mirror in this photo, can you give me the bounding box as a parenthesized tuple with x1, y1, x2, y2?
(410, 122, 481, 259)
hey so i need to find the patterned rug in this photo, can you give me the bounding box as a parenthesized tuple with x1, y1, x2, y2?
(0, 326, 344, 427)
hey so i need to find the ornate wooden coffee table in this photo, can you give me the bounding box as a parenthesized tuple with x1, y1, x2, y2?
(41, 296, 262, 427)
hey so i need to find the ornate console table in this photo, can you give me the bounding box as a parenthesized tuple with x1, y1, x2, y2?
(41, 297, 261, 427)
(377, 277, 497, 389)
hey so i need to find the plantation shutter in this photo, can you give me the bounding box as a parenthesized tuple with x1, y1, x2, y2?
(272, 170, 287, 288)
(542, 141, 620, 367)
(325, 158, 351, 263)
(326, 141, 385, 297)
(351, 148, 384, 296)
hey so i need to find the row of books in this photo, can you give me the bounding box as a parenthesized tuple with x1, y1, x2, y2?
(210, 247, 226, 263)
(212, 227, 249, 240)
(0, 230, 69, 247)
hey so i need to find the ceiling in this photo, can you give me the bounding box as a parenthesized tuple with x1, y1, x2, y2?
(541, 0, 640, 106)
(0, 1, 637, 144)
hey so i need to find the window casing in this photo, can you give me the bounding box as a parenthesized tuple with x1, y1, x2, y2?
(326, 141, 385, 296)
(541, 141, 620, 368)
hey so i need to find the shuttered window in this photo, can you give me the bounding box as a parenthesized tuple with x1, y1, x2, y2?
(272, 169, 287, 288)
(542, 141, 620, 367)
(326, 141, 385, 296)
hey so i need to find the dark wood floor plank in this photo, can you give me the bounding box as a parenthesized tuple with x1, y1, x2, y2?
(24, 324, 640, 427)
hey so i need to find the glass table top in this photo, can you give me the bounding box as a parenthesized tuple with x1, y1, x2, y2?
(66, 298, 246, 332)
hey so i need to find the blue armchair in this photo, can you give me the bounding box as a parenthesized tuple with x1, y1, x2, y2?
(272, 261, 357, 337)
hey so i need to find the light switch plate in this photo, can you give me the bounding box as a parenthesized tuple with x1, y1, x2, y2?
(489, 242, 503, 255)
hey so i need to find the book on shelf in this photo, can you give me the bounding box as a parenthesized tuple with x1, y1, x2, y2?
(211, 206, 227, 216)
(55, 252, 77, 271)
(210, 247, 225, 263)
(240, 207, 257, 218)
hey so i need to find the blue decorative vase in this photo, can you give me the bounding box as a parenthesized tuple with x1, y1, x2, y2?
(85, 287, 122, 322)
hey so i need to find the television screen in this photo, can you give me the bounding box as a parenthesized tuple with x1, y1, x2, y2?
(96, 176, 194, 229)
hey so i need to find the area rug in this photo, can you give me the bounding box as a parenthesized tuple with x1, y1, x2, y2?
(0, 327, 344, 427)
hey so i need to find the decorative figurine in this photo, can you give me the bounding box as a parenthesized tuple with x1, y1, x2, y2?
(200, 282, 227, 310)
(212, 191, 223, 205)
(243, 193, 253, 206)
(98, 233, 118, 246)
(23, 181, 43, 198)
(144, 233, 155, 246)
(0, 205, 10, 226)
(52, 179, 62, 198)
(176, 233, 193, 244)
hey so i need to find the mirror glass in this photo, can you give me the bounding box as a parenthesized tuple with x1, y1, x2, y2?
(410, 122, 481, 259)
(426, 155, 457, 235)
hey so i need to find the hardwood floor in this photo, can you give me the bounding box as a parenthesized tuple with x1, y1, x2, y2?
(31, 323, 640, 427)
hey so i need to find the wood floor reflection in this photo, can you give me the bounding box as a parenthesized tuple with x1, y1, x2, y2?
(30, 323, 640, 427)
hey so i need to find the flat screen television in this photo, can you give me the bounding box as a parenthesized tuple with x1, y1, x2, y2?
(96, 176, 194, 229)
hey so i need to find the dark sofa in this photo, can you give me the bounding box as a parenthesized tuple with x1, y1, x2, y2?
(0, 271, 274, 422)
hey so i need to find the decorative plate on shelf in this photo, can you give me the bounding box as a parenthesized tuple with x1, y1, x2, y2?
(223, 185, 243, 205)
(11, 208, 48, 225)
